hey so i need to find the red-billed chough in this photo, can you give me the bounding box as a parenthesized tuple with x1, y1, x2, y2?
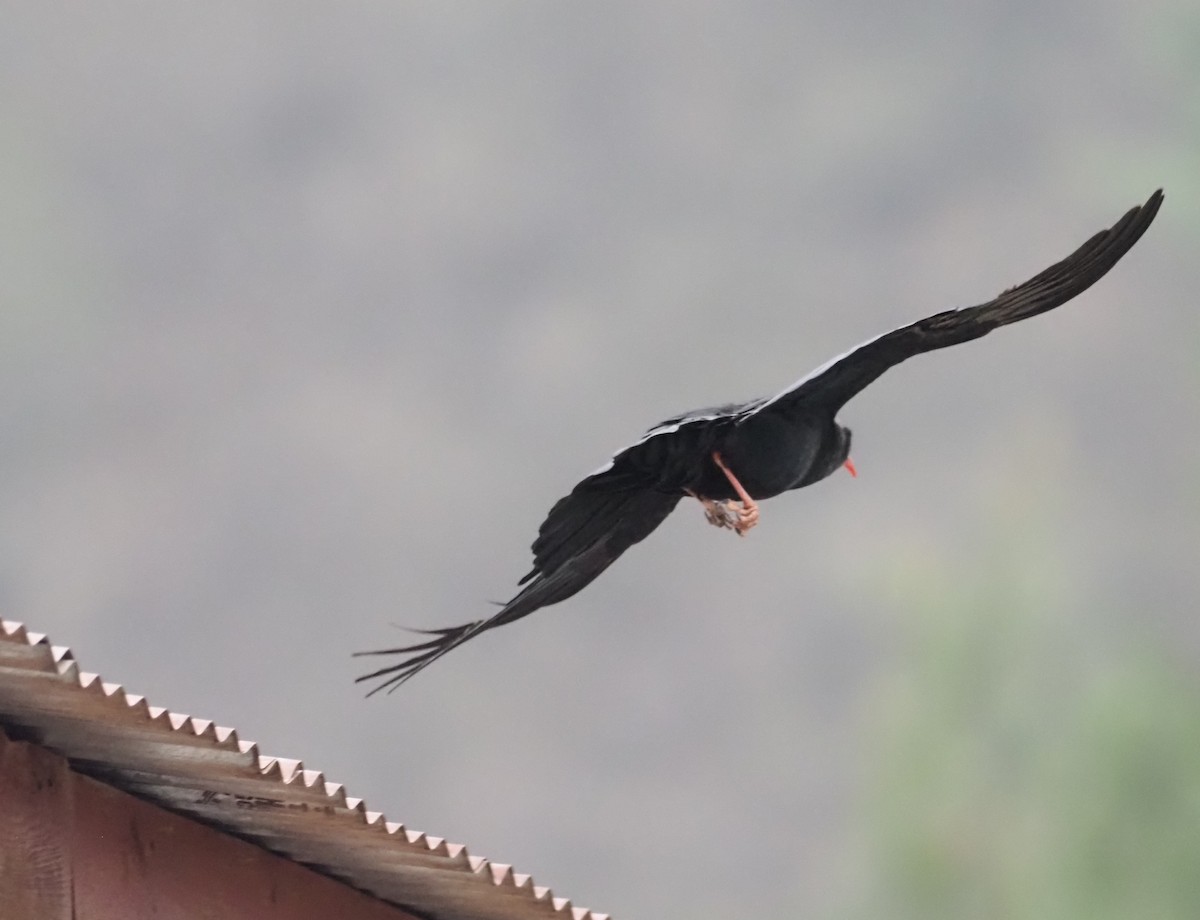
(357, 189, 1163, 694)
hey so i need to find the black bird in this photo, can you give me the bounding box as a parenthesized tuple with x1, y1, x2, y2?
(358, 189, 1163, 694)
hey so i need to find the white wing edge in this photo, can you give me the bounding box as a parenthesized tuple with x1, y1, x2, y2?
(742, 329, 889, 418)
(588, 412, 726, 476)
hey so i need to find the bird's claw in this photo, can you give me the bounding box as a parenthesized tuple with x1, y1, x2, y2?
(701, 498, 736, 529)
(733, 502, 758, 536)
(698, 498, 758, 536)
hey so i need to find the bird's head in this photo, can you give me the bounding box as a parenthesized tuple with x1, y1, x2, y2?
(800, 422, 855, 486)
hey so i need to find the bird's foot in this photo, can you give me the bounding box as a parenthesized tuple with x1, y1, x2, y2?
(701, 498, 740, 530)
(732, 500, 759, 536)
(690, 492, 759, 537)
(709, 451, 760, 536)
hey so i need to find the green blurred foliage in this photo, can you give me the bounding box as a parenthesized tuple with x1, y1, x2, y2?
(848, 484, 1200, 920)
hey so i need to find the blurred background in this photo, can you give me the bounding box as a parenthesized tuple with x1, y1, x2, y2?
(2, 3, 1197, 917)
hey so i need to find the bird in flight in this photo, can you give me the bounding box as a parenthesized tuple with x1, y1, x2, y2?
(358, 189, 1163, 694)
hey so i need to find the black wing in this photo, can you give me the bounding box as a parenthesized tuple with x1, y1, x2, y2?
(749, 189, 1163, 417)
(355, 486, 680, 694)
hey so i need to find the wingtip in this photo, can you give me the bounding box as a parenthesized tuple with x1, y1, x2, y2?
(1130, 188, 1165, 228)
(1142, 187, 1165, 212)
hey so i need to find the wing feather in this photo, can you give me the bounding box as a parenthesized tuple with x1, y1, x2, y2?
(355, 488, 680, 693)
(752, 189, 1163, 416)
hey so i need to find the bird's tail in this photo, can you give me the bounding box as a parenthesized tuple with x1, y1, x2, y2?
(354, 619, 493, 696)
(354, 574, 567, 695)
(356, 488, 681, 695)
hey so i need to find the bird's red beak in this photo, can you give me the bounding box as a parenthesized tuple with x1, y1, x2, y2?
(844, 457, 857, 478)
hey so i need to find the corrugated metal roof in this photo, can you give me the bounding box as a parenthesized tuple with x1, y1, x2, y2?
(0, 619, 609, 920)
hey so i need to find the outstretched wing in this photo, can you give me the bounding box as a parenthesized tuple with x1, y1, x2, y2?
(355, 486, 681, 694)
(749, 189, 1163, 417)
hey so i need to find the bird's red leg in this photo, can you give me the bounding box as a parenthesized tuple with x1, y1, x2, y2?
(711, 451, 760, 536)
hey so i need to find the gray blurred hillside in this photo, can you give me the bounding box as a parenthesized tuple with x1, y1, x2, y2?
(2, 4, 1198, 918)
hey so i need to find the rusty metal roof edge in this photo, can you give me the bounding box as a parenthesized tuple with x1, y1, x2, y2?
(0, 619, 610, 920)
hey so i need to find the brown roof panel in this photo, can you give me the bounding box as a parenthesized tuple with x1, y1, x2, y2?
(0, 619, 609, 920)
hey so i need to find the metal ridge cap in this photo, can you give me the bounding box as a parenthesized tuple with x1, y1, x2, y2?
(0, 619, 609, 920)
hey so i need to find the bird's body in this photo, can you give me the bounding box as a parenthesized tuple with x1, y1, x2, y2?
(358, 190, 1164, 694)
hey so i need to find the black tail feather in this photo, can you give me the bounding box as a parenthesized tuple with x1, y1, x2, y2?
(354, 619, 487, 696)
(355, 488, 682, 695)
